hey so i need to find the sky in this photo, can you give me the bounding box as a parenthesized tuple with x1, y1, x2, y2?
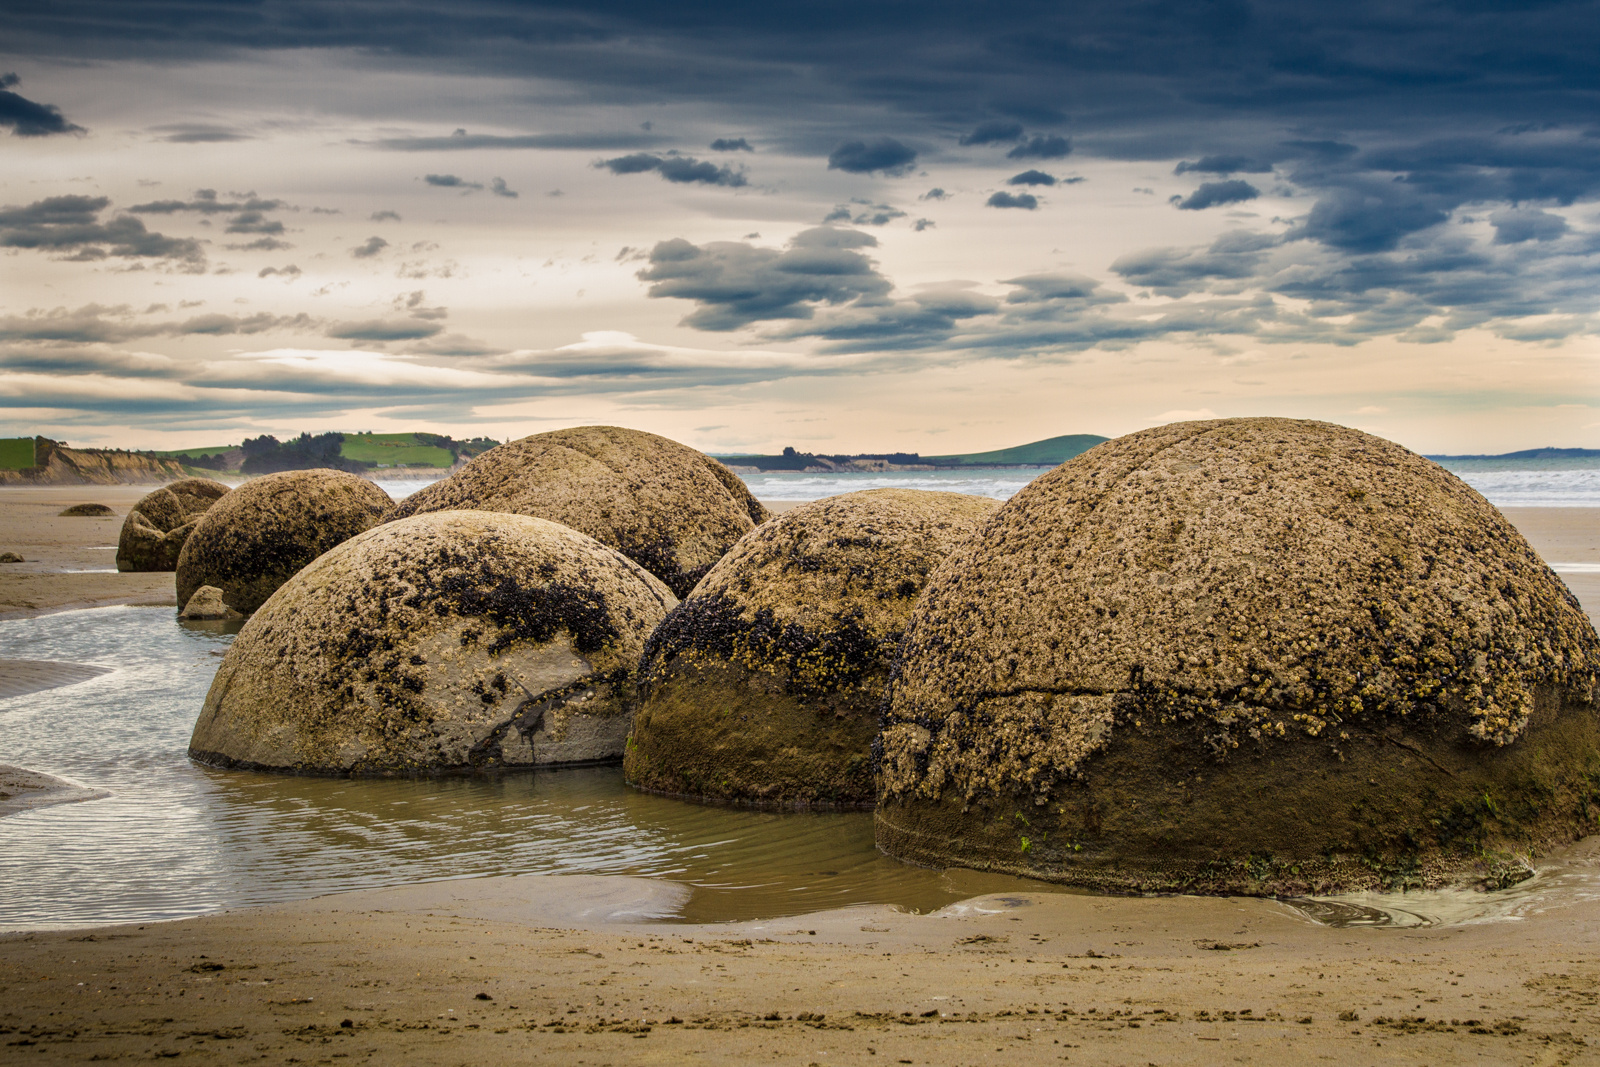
(1, 0, 1598, 456)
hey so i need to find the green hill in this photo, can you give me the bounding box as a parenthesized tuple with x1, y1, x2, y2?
(0, 437, 37, 470)
(926, 434, 1107, 467)
(339, 432, 455, 468)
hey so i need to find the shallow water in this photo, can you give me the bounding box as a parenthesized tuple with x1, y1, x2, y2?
(0, 607, 1052, 931)
(6, 606, 1600, 933)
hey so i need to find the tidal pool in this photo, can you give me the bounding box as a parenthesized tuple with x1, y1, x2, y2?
(4, 606, 1596, 932)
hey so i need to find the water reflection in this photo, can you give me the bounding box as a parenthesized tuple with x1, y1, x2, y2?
(0, 607, 1052, 930)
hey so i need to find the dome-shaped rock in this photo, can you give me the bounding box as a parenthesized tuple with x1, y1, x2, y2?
(175, 469, 390, 614)
(117, 478, 230, 572)
(189, 510, 678, 775)
(626, 489, 999, 807)
(385, 426, 769, 598)
(877, 418, 1600, 895)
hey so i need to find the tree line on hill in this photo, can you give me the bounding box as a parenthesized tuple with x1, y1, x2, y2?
(183, 432, 499, 475)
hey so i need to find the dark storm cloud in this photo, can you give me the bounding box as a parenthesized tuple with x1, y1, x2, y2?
(709, 137, 752, 151)
(636, 227, 892, 330)
(0, 304, 314, 345)
(598, 153, 747, 186)
(1175, 156, 1272, 175)
(827, 138, 917, 175)
(490, 177, 519, 198)
(350, 236, 388, 258)
(986, 191, 1037, 209)
(959, 121, 1023, 146)
(1490, 208, 1568, 244)
(224, 211, 285, 234)
(1007, 170, 1055, 186)
(821, 200, 906, 226)
(0, 73, 84, 137)
(1006, 135, 1070, 161)
(1174, 180, 1259, 211)
(1111, 232, 1280, 296)
(0, 195, 204, 266)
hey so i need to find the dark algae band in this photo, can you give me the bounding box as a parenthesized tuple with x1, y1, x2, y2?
(877, 418, 1600, 894)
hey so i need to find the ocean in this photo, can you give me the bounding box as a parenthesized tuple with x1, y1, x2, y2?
(372, 459, 1600, 508)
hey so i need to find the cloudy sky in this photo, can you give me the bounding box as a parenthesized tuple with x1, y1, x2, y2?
(2, 1, 1597, 455)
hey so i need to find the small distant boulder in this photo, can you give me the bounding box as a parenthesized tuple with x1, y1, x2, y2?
(175, 469, 390, 615)
(117, 478, 230, 572)
(59, 503, 113, 517)
(626, 489, 1000, 807)
(189, 510, 678, 775)
(384, 426, 770, 598)
(179, 585, 242, 620)
(877, 418, 1600, 895)
(0, 552, 22, 563)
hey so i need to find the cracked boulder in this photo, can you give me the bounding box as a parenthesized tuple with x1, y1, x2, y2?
(626, 489, 999, 808)
(117, 478, 230, 572)
(384, 425, 769, 598)
(189, 510, 677, 775)
(176, 469, 391, 615)
(877, 417, 1600, 895)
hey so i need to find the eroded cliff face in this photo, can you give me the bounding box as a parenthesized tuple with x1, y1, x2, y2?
(0, 438, 189, 486)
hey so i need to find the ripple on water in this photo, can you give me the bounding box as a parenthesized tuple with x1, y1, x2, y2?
(0, 607, 1051, 930)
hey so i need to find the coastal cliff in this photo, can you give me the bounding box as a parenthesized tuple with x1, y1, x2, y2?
(0, 438, 189, 486)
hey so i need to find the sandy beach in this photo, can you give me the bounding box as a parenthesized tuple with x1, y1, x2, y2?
(1, 487, 1598, 1064)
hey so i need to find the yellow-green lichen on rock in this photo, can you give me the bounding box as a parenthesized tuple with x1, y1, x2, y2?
(384, 425, 769, 598)
(876, 417, 1600, 895)
(626, 488, 999, 808)
(189, 510, 677, 776)
(117, 478, 230, 572)
(175, 469, 390, 614)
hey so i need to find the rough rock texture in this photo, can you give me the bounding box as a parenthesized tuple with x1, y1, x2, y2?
(385, 426, 769, 598)
(175, 469, 390, 615)
(190, 511, 677, 776)
(59, 503, 113, 517)
(626, 489, 999, 808)
(877, 418, 1600, 895)
(117, 479, 230, 572)
(0, 552, 21, 563)
(180, 585, 241, 620)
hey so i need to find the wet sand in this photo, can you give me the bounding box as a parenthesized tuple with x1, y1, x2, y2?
(2, 490, 1598, 1064)
(0, 485, 175, 618)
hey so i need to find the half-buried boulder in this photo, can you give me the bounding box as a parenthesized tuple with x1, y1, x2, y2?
(877, 417, 1600, 895)
(175, 469, 390, 615)
(385, 426, 769, 598)
(626, 489, 1000, 808)
(117, 478, 230, 572)
(190, 510, 678, 775)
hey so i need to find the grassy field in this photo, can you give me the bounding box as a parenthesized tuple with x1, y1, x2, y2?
(0, 438, 36, 470)
(339, 433, 454, 468)
(927, 433, 1108, 466)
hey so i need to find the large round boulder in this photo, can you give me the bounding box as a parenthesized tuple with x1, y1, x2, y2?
(175, 469, 390, 614)
(190, 510, 677, 775)
(626, 489, 999, 808)
(117, 478, 230, 572)
(877, 418, 1600, 895)
(384, 426, 769, 598)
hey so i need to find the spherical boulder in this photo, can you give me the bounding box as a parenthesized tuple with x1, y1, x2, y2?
(117, 478, 230, 572)
(877, 418, 1600, 895)
(384, 426, 770, 598)
(626, 489, 1000, 808)
(175, 469, 390, 615)
(189, 510, 678, 775)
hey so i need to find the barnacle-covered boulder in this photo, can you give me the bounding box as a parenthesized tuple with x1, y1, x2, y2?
(175, 469, 390, 615)
(117, 478, 230, 572)
(189, 510, 677, 775)
(626, 489, 999, 808)
(877, 417, 1600, 895)
(384, 426, 769, 598)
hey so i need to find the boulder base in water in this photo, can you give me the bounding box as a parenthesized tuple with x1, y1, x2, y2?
(877, 418, 1600, 895)
(385, 425, 768, 598)
(189, 510, 677, 775)
(117, 478, 230, 572)
(175, 469, 390, 614)
(626, 489, 998, 807)
(180, 585, 241, 620)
